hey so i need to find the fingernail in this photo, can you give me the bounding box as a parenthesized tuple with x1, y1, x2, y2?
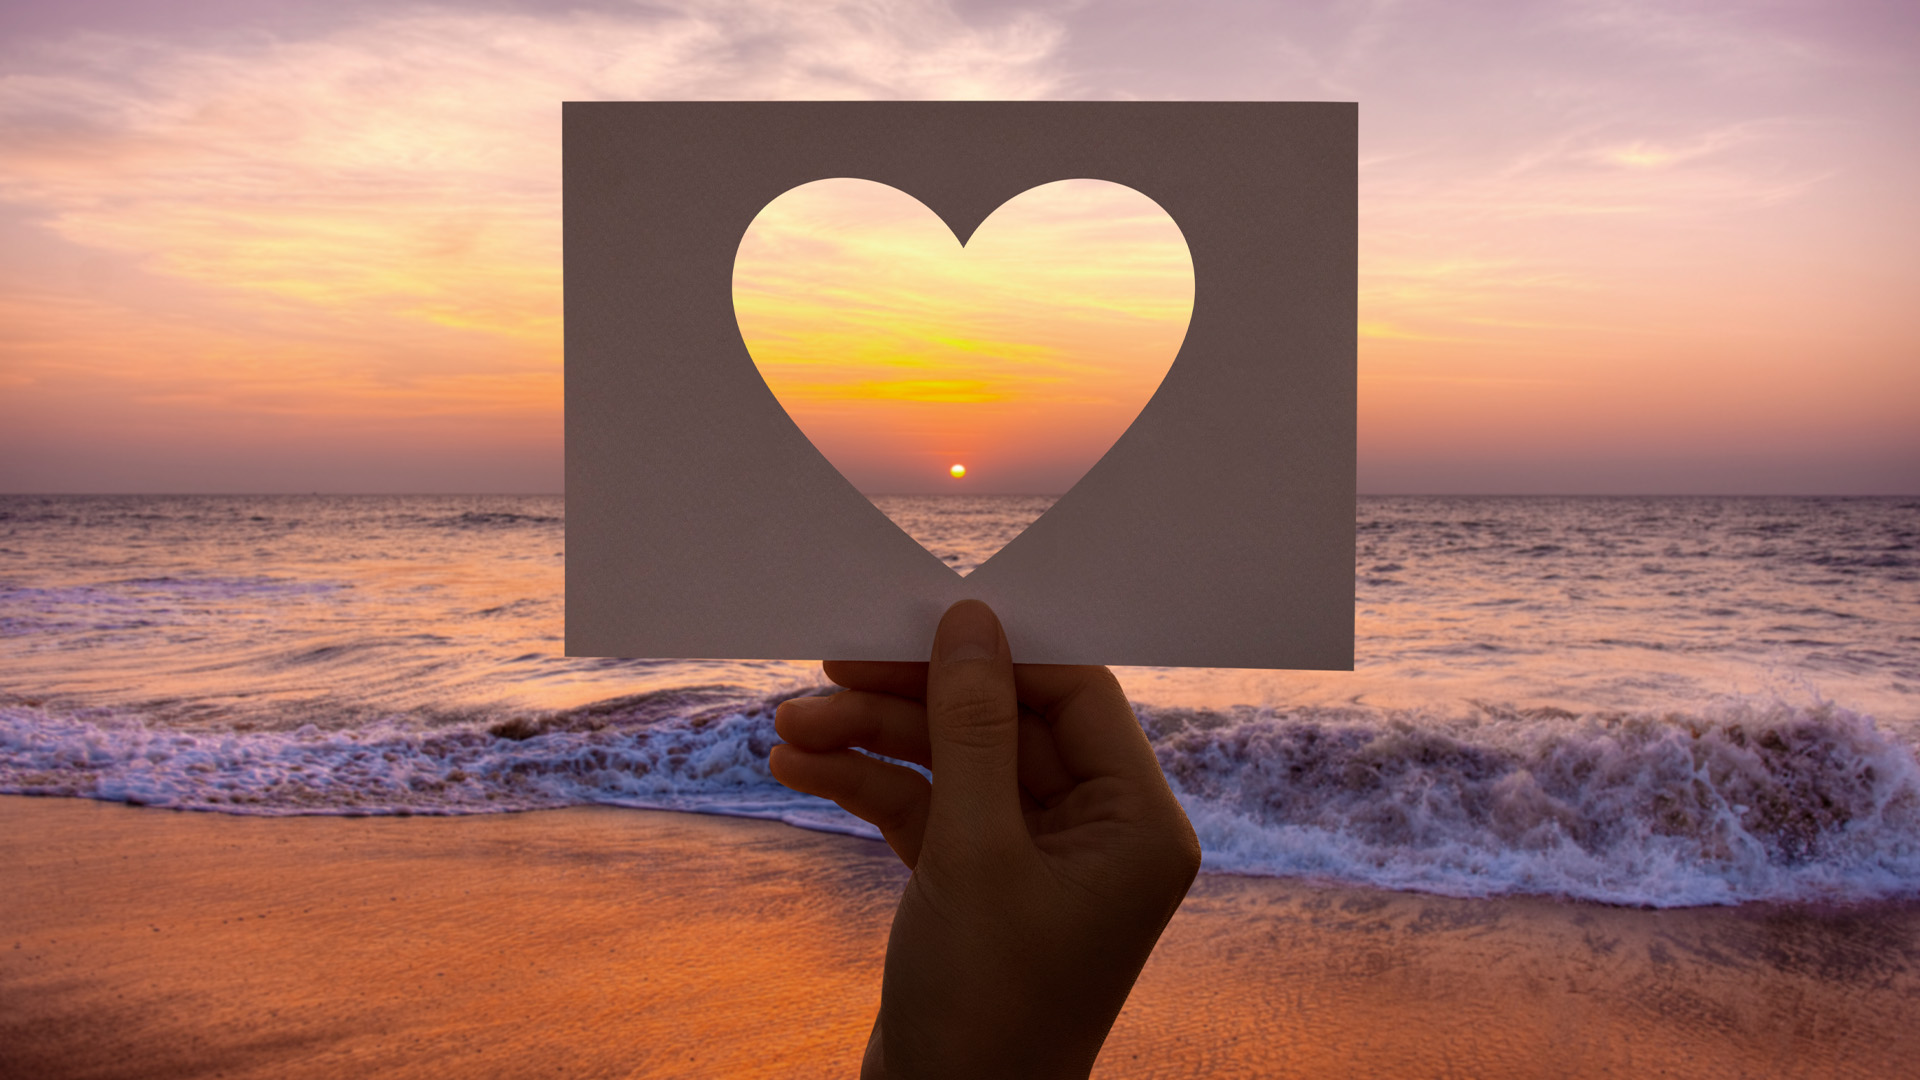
(939, 600, 1000, 664)
(773, 697, 813, 735)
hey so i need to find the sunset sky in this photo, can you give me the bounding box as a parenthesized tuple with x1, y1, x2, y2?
(0, 0, 1914, 494)
(735, 178, 1191, 493)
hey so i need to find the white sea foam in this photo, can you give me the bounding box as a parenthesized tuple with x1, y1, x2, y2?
(5, 690, 1918, 908)
(5, 494, 1917, 906)
(1153, 698, 1920, 906)
(0, 690, 869, 835)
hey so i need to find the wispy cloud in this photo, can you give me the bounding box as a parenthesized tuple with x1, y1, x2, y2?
(0, 1, 1063, 336)
(1, 0, 1913, 493)
(0, 0, 1068, 489)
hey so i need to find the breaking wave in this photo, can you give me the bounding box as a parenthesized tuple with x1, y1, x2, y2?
(1150, 698, 1920, 906)
(4, 689, 1917, 908)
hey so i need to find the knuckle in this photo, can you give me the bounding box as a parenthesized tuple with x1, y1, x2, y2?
(933, 684, 1013, 743)
(861, 771, 920, 829)
(874, 800, 923, 838)
(1173, 826, 1204, 881)
(849, 696, 897, 742)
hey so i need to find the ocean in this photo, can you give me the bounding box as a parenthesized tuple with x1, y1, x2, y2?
(2, 493, 1916, 908)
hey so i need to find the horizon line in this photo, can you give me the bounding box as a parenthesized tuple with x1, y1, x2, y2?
(2, 491, 1915, 499)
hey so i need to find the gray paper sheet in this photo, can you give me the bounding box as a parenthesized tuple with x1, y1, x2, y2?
(565, 102, 1354, 668)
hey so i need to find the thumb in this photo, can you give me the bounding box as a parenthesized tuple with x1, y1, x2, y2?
(923, 599, 1025, 843)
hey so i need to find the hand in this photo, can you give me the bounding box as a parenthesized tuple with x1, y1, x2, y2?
(769, 600, 1202, 1079)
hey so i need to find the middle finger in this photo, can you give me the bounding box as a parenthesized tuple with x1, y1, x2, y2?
(774, 690, 933, 767)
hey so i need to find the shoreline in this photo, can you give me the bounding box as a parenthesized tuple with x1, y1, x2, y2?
(7, 795, 1918, 1078)
(18, 789, 1920, 913)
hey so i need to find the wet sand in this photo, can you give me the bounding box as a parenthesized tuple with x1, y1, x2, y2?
(4, 796, 1916, 1079)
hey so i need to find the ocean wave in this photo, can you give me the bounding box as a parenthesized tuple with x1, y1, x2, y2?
(1150, 698, 1920, 906)
(0, 577, 347, 639)
(430, 510, 564, 528)
(3, 691, 1917, 908)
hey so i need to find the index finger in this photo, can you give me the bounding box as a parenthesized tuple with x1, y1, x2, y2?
(1013, 664, 1162, 785)
(821, 659, 928, 701)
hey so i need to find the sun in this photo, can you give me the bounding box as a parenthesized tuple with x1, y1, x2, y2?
(949, 464, 966, 479)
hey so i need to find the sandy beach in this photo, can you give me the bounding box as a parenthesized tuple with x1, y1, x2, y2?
(4, 796, 1917, 1079)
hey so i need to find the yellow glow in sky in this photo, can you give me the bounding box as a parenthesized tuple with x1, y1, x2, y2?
(733, 178, 1193, 494)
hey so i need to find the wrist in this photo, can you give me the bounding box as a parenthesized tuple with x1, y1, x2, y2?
(860, 1011, 1103, 1080)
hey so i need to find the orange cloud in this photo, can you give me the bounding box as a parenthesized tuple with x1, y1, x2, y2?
(0, 3, 1068, 491)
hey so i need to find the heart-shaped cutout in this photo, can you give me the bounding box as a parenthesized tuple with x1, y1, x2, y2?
(734, 178, 1193, 574)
